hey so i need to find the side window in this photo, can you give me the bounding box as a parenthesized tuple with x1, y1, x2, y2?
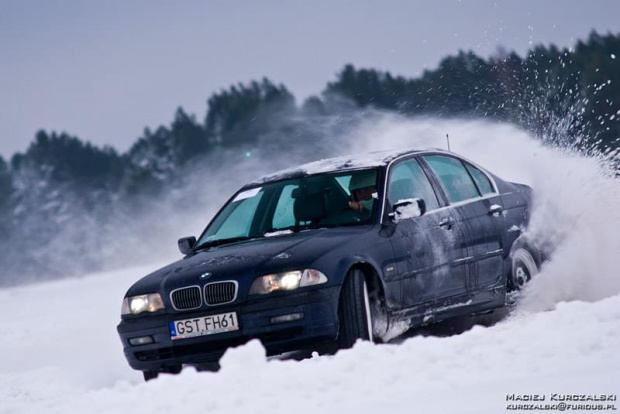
(387, 159, 439, 210)
(423, 155, 480, 203)
(464, 162, 494, 195)
(272, 184, 299, 229)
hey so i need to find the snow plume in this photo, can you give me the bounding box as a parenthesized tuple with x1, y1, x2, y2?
(519, 154, 620, 311)
(346, 115, 620, 310)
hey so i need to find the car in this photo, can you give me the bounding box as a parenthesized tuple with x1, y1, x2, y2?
(117, 148, 542, 380)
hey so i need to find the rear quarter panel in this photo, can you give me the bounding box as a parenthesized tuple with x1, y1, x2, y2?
(495, 176, 533, 256)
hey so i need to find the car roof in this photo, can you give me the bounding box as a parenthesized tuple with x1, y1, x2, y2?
(247, 148, 450, 186)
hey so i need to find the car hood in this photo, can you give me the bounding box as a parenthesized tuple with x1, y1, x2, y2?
(126, 225, 374, 296)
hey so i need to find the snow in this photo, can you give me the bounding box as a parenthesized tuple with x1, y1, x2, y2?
(233, 187, 262, 202)
(423, 299, 473, 322)
(391, 198, 422, 222)
(250, 148, 419, 185)
(2, 118, 620, 413)
(264, 230, 294, 237)
(1, 267, 618, 413)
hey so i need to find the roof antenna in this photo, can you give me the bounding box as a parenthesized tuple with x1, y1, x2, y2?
(446, 134, 451, 152)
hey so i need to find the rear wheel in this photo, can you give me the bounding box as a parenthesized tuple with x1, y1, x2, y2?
(510, 244, 540, 290)
(337, 269, 373, 349)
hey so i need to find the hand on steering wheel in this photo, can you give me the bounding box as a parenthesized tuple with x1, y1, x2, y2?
(348, 200, 366, 212)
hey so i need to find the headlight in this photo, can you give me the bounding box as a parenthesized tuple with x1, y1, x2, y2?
(249, 269, 328, 295)
(121, 293, 165, 315)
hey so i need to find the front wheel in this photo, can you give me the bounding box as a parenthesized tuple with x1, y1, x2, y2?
(337, 269, 373, 349)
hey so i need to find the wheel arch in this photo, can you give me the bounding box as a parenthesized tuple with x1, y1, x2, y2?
(509, 235, 542, 266)
(345, 261, 386, 302)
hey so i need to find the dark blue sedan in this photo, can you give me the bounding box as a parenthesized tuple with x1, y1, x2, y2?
(117, 149, 541, 380)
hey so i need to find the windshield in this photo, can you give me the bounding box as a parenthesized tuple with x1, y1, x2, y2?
(194, 169, 380, 249)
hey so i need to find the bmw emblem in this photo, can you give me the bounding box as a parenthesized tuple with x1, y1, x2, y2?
(200, 272, 212, 280)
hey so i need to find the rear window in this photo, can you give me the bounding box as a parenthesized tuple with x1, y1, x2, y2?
(464, 162, 494, 195)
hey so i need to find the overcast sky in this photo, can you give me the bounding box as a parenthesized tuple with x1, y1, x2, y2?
(1, 0, 619, 158)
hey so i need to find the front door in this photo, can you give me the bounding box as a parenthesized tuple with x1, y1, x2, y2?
(385, 158, 468, 307)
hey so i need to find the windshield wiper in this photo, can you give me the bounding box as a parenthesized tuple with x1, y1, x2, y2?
(192, 236, 256, 251)
(263, 223, 322, 234)
(193, 225, 323, 251)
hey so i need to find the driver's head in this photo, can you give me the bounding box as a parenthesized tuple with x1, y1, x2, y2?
(349, 170, 377, 201)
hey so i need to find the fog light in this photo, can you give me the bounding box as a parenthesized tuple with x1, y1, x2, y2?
(270, 312, 304, 324)
(129, 335, 154, 346)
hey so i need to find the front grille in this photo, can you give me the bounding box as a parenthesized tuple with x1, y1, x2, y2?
(171, 286, 202, 310)
(204, 281, 237, 305)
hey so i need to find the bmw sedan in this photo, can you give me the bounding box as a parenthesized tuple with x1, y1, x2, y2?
(117, 149, 542, 380)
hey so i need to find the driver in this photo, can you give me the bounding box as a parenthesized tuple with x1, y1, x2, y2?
(348, 171, 377, 213)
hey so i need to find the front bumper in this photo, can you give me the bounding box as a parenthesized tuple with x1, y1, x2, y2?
(117, 286, 340, 372)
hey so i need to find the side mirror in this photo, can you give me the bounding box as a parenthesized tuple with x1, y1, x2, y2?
(389, 198, 426, 223)
(178, 236, 196, 255)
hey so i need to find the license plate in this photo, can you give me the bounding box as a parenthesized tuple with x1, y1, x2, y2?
(170, 312, 239, 340)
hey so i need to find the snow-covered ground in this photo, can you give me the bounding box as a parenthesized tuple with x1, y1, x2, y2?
(1, 119, 619, 413)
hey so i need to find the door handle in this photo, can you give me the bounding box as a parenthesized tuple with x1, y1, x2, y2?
(438, 217, 453, 229)
(489, 204, 504, 215)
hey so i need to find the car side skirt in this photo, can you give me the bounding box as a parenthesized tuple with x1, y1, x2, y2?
(389, 281, 507, 328)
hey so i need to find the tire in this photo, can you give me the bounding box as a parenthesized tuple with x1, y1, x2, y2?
(510, 243, 540, 290)
(337, 269, 373, 349)
(143, 370, 159, 382)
